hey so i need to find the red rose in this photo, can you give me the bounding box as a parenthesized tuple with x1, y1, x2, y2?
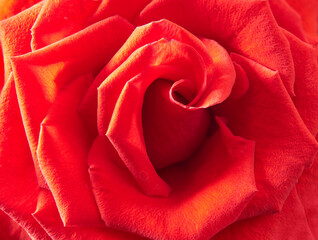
(0, 0, 318, 239)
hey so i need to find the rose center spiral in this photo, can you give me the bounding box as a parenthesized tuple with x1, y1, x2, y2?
(142, 79, 212, 170)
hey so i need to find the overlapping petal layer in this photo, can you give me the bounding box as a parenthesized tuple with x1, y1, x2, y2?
(136, 0, 295, 95)
(37, 75, 103, 227)
(88, 118, 256, 239)
(0, 0, 317, 239)
(215, 54, 318, 217)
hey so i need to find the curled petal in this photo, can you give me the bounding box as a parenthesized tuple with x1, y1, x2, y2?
(88, 117, 256, 239)
(37, 75, 103, 227)
(137, 0, 295, 95)
(79, 19, 215, 133)
(229, 62, 249, 100)
(99, 39, 208, 196)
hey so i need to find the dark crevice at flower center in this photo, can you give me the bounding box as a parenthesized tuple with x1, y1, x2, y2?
(142, 79, 214, 170)
(171, 91, 190, 105)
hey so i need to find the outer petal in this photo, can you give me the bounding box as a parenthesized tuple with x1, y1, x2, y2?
(296, 155, 318, 238)
(33, 189, 147, 240)
(0, 2, 42, 83)
(37, 75, 103, 227)
(284, 30, 318, 238)
(212, 188, 315, 240)
(285, 0, 318, 37)
(31, 0, 100, 49)
(285, 29, 318, 136)
(0, 0, 40, 20)
(0, 2, 47, 187)
(31, 0, 153, 50)
(215, 53, 318, 217)
(268, 0, 308, 41)
(10, 15, 133, 184)
(0, 47, 3, 91)
(0, 75, 50, 239)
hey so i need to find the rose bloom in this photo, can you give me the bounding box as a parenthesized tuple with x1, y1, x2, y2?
(0, 0, 318, 239)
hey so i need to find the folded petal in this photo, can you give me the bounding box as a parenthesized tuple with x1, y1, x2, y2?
(296, 155, 318, 238)
(31, 0, 100, 49)
(10, 15, 133, 183)
(0, 210, 30, 240)
(285, 0, 318, 37)
(0, 75, 49, 239)
(215, 53, 318, 217)
(99, 39, 209, 196)
(229, 62, 249, 100)
(37, 75, 103, 227)
(89, 0, 151, 24)
(88, 117, 256, 239)
(196, 37, 235, 107)
(33, 189, 144, 240)
(268, 0, 308, 41)
(79, 19, 215, 134)
(212, 188, 315, 240)
(284, 29, 318, 136)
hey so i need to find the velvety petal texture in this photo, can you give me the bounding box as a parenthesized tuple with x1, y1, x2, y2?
(0, 0, 317, 239)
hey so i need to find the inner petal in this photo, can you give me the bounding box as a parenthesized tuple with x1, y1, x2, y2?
(142, 79, 212, 170)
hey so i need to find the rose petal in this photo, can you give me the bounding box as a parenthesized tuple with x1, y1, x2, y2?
(10, 15, 133, 185)
(0, 2, 49, 187)
(196, 37, 235, 107)
(0, 0, 40, 19)
(268, 0, 308, 42)
(136, 0, 295, 95)
(0, 75, 49, 239)
(0, 2, 42, 82)
(79, 19, 215, 135)
(31, 0, 100, 49)
(98, 38, 207, 135)
(89, 0, 151, 24)
(33, 189, 143, 240)
(142, 79, 212, 170)
(0, 210, 30, 240)
(88, 117, 256, 239)
(0, 48, 3, 91)
(285, 0, 318, 37)
(296, 154, 318, 238)
(284, 29, 318, 136)
(37, 75, 103, 227)
(100, 39, 208, 196)
(215, 53, 318, 217)
(229, 62, 249, 100)
(212, 188, 315, 240)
